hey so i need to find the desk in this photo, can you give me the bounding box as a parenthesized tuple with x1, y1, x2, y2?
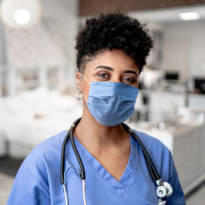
(170, 124, 205, 193)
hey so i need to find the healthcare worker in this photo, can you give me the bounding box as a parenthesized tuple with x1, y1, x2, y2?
(7, 12, 185, 205)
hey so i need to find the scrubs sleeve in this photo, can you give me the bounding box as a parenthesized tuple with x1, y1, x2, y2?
(7, 153, 50, 205)
(166, 151, 186, 205)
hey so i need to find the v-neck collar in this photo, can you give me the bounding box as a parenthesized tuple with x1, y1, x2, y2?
(73, 134, 138, 190)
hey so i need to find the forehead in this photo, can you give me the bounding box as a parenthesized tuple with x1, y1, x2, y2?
(83, 49, 139, 74)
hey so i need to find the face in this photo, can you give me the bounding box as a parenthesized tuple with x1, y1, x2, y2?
(76, 49, 140, 101)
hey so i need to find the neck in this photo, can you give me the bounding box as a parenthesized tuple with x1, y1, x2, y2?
(73, 102, 129, 152)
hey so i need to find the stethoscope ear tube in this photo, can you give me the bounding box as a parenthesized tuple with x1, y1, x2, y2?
(60, 118, 83, 184)
(60, 129, 71, 184)
(70, 129, 86, 180)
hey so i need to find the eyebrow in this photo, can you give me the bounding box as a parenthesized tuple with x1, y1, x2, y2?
(94, 65, 114, 71)
(123, 70, 138, 76)
(94, 65, 138, 76)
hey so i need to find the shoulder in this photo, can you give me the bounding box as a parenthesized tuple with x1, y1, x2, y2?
(16, 130, 68, 185)
(28, 130, 68, 158)
(22, 130, 68, 170)
(132, 129, 185, 203)
(7, 130, 69, 204)
(132, 129, 173, 180)
(133, 129, 171, 154)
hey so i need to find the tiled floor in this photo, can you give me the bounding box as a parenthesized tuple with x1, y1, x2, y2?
(0, 157, 23, 205)
(0, 157, 204, 205)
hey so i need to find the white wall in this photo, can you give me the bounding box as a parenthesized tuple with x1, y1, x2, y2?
(3, 0, 78, 86)
(160, 21, 205, 81)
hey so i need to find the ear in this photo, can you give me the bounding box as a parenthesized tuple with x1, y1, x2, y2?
(75, 72, 83, 92)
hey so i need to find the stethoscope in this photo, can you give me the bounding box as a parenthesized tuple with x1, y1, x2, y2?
(60, 118, 173, 205)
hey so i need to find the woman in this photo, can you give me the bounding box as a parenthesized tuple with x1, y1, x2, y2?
(7, 13, 185, 205)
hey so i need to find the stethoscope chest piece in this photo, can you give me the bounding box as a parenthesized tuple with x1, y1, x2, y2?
(156, 181, 173, 198)
(156, 180, 173, 205)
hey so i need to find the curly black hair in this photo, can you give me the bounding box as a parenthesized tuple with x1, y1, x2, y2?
(75, 12, 153, 73)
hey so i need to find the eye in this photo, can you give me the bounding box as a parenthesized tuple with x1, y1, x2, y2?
(122, 76, 137, 85)
(96, 71, 110, 81)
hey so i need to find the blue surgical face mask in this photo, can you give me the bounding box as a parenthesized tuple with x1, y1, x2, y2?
(86, 81, 139, 127)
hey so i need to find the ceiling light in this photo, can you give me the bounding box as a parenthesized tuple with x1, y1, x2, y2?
(0, 0, 42, 29)
(179, 12, 200, 21)
(14, 9, 31, 26)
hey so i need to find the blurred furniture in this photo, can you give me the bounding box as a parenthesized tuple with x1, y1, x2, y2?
(169, 123, 205, 194)
(164, 71, 180, 82)
(193, 78, 205, 94)
(0, 87, 82, 158)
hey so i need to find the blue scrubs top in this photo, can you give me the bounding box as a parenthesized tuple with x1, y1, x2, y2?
(7, 130, 185, 205)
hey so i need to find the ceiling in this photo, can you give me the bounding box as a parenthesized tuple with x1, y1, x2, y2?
(129, 5, 205, 23)
(79, 5, 205, 32)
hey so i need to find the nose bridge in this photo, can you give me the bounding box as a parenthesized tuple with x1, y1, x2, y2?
(111, 72, 121, 82)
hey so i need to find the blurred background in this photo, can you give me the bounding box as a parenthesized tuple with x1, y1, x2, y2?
(0, 0, 205, 204)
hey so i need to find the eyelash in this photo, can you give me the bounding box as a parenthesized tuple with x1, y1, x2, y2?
(96, 72, 110, 80)
(95, 71, 137, 84)
(122, 77, 137, 83)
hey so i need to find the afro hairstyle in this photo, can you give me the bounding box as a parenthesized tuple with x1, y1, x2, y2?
(75, 12, 153, 73)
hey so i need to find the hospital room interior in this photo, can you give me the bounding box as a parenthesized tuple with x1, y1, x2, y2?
(0, 0, 205, 204)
